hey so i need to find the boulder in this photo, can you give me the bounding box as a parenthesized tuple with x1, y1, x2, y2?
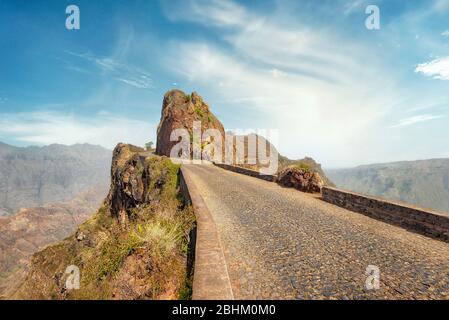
(277, 166, 324, 193)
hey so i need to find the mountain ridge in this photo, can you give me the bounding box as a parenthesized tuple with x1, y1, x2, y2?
(325, 158, 449, 213)
(0, 141, 112, 215)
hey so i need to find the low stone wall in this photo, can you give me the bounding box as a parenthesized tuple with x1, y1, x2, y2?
(179, 167, 234, 300)
(322, 187, 449, 242)
(213, 163, 277, 182)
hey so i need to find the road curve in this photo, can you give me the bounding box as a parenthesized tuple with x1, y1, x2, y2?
(182, 164, 449, 300)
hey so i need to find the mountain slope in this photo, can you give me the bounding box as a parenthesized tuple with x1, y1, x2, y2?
(0, 186, 107, 298)
(0, 142, 112, 215)
(325, 159, 449, 213)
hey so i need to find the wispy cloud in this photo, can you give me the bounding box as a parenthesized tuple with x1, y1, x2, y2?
(163, 0, 247, 27)
(67, 52, 121, 72)
(415, 57, 449, 80)
(343, 0, 367, 15)
(442, 30, 449, 37)
(391, 114, 444, 128)
(0, 111, 156, 149)
(433, 0, 449, 11)
(406, 101, 449, 112)
(116, 75, 153, 89)
(65, 51, 153, 89)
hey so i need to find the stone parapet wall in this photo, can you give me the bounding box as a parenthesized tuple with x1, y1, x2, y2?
(213, 163, 277, 182)
(180, 166, 234, 300)
(322, 187, 449, 242)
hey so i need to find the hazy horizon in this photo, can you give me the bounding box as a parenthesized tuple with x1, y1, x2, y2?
(3, 139, 449, 171)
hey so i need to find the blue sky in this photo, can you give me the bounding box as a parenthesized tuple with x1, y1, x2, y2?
(0, 0, 449, 167)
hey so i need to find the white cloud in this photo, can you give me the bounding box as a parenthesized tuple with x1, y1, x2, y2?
(65, 51, 153, 89)
(163, 0, 247, 27)
(442, 30, 449, 37)
(0, 112, 156, 149)
(433, 0, 449, 11)
(343, 0, 367, 15)
(116, 75, 153, 89)
(391, 114, 444, 128)
(415, 57, 449, 80)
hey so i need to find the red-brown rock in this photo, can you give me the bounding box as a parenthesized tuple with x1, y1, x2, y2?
(156, 90, 225, 160)
(277, 166, 324, 193)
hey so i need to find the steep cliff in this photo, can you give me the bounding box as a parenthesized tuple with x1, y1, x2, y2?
(11, 144, 195, 300)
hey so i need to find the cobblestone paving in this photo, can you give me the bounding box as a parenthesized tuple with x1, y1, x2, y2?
(183, 164, 449, 300)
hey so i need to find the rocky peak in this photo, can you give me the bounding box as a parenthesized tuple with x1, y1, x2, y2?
(156, 89, 225, 159)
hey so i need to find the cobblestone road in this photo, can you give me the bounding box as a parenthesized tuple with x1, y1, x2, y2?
(183, 164, 449, 300)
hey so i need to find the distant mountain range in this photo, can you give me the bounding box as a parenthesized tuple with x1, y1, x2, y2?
(325, 159, 449, 213)
(0, 142, 111, 215)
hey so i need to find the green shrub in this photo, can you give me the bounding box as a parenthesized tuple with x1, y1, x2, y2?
(295, 162, 311, 172)
(96, 234, 142, 281)
(195, 106, 204, 118)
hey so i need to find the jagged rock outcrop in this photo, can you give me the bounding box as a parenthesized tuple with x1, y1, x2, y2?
(156, 90, 225, 160)
(106, 144, 182, 225)
(277, 166, 324, 193)
(107, 144, 146, 225)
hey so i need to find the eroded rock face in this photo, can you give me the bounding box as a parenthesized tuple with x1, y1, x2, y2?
(107, 144, 146, 224)
(156, 90, 225, 160)
(277, 166, 324, 193)
(106, 143, 178, 224)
